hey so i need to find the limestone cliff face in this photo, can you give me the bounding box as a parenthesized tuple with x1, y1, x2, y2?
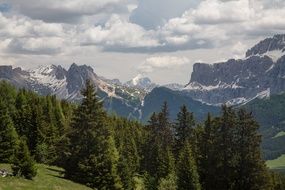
(184, 34, 285, 105)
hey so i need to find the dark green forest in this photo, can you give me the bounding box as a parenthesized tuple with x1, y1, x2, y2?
(243, 93, 285, 160)
(0, 80, 284, 190)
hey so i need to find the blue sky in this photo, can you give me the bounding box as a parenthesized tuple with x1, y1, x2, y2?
(0, 3, 10, 12)
(0, 0, 284, 84)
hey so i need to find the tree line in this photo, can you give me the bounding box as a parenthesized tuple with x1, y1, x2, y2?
(0, 80, 284, 189)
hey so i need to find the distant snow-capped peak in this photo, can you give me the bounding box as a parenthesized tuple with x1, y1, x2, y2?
(130, 74, 151, 86)
(31, 65, 56, 75)
(125, 74, 156, 91)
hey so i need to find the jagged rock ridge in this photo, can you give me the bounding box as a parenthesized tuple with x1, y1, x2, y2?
(184, 34, 285, 105)
(0, 63, 145, 119)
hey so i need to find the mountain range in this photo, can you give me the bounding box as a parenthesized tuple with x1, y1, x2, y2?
(2, 34, 285, 160)
(183, 34, 285, 106)
(1, 34, 285, 122)
(0, 62, 220, 121)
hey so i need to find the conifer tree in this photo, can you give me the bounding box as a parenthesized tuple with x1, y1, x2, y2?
(0, 81, 17, 114)
(158, 172, 177, 190)
(197, 113, 218, 190)
(157, 102, 174, 149)
(142, 103, 175, 188)
(117, 134, 140, 189)
(177, 143, 201, 190)
(175, 105, 195, 155)
(215, 106, 237, 189)
(12, 137, 37, 180)
(141, 113, 160, 179)
(65, 80, 122, 189)
(14, 90, 37, 152)
(0, 100, 19, 163)
(156, 146, 176, 180)
(235, 109, 272, 190)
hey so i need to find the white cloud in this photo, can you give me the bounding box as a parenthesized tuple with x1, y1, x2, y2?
(2, 0, 285, 54)
(6, 0, 132, 23)
(79, 14, 160, 49)
(138, 56, 190, 73)
(0, 12, 69, 55)
(192, 0, 253, 24)
(0, 13, 65, 38)
(6, 37, 65, 55)
(130, 0, 201, 29)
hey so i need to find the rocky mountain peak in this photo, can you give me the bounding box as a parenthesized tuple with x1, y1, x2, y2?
(246, 34, 285, 58)
(69, 63, 94, 74)
(0, 65, 14, 78)
(30, 65, 67, 80)
(184, 34, 285, 106)
(66, 63, 98, 94)
(125, 74, 157, 91)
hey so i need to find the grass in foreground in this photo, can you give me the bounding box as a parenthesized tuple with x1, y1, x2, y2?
(267, 154, 285, 173)
(0, 164, 92, 190)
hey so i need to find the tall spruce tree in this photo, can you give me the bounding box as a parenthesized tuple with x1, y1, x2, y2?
(175, 105, 195, 155)
(156, 146, 176, 180)
(105, 116, 144, 190)
(235, 109, 272, 190)
(214, 106, 237, 190)
(157, 102, 174, 149)
(177, 143, 201, 190)
(12, 137, 37, 180)
(197, 113, 219, 190)
(0, 99, 19, 163)
(14, 90, 37, 153)
(141, 112, 160, 179)
(65, 80, 122, 189)
(141, 103, 176, 189)
(0, 81, 17, 115)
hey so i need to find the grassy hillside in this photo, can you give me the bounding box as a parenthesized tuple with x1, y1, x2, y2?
(267, 154, 285, 174)
(0, 164, 92, 190)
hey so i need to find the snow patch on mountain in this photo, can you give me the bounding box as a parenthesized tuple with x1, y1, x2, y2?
(184, 81, 244, 91)
(125, 74, 157, 91)
(163, 83, 185, 91)
(256, 88, 271, 99)
(263, 50, 285, 62)
(226, 97, 248, 106)
(28, 65, 68, 94)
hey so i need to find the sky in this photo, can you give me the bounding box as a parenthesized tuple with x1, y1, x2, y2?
(0, 0, 284, 85)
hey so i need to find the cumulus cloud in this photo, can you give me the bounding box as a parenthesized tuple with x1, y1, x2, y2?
(5, 0, 132, 23)
(75, 0, 285, 53)
(6, 37, 64, 55)
(0, 13, 65, 38)
(192, 0, 253, 24)
(138, 56, 190, 73)
(0, 0, 285, 57)
(79, 14, 160, 49)
(108, 0, 284, 53)
(130, 0, 201, 29)
(0, 12, 69, 55)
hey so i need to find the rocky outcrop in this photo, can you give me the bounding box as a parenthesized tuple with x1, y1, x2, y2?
(184, 34, 285, 105)
(66, 63, 98, 95)
(0, 65, 31, 88)
(246, 34, 285, 57)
